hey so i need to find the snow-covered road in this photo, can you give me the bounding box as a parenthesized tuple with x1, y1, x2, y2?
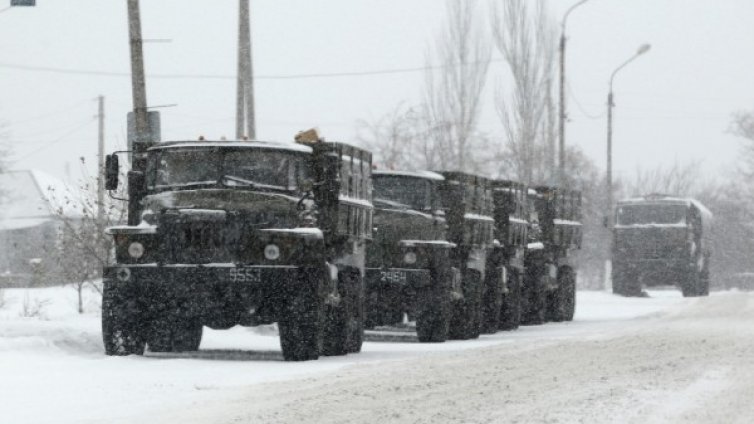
(1, 287, 752, 423)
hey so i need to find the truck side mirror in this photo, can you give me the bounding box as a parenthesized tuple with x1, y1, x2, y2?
(105, 154, 119, 190)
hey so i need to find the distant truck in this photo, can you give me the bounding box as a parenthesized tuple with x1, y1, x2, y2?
(611, 194, 712, 297)
(522, 186, 582, 324)
(436, 172, 495, 339)
(365, 170, 456, 342)
(101, 136, 373, 361)
(482, 180, 529, 332)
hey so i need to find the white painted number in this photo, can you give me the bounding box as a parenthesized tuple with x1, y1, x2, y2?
(229, 268, 262, 283)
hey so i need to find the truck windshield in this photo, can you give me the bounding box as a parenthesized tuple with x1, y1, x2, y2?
(147, 147, 308, 191)
(616, 204, 687, 226)
(373, 176, 433, 211)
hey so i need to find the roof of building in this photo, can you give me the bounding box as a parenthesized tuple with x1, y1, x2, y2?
(0, 170, 83, 231)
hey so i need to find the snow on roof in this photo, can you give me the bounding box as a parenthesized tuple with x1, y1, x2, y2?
(149, 140, 313, 154)
(0, 170, 84, 223)
(372, 170, 445, 181)
(0, 217, 51, 231)
(618, 195, 713, 221)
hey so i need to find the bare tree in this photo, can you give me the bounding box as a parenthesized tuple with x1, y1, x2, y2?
(623, 161, 703, 198)
(356, 103, 423, 171)
(423, 0, 491, 173)
(45, 158, 127, 313)
(491, 0, 557, 185)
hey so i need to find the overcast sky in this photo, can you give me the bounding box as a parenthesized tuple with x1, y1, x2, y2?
(0, 0, 752, 185)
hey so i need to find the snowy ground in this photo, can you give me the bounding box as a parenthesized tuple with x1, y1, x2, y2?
(1, 286, 750, 423)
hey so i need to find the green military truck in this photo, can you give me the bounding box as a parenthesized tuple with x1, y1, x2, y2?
(437, 172, 495, 340)
(522, 186, 581, 325)
(480, 180, 529, 333)
(611, 195, 712, 297)
(101, 136, 373, 361)
(365, 170, 456, 342)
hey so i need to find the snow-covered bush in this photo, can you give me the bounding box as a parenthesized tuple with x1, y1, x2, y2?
(19, 291, 51, 319)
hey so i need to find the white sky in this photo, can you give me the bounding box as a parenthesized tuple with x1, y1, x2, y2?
(0, 0, 752, 184)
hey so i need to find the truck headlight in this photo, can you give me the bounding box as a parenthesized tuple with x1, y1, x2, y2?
(404, 252, 417, 265)
(128, 242, 145, 259)
(264, 244, 280, 260)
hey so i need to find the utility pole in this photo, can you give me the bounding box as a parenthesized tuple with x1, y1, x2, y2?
(97, 95, 105, 224)
(236, 0, 256, 140)
(127, 0, 149, 155)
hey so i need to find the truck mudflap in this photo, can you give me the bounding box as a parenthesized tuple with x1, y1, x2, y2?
(103, 264, 306, 321)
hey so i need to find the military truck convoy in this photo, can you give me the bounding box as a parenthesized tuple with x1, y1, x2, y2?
(101, 134, 583, 360)
(611, 194, 712, 297)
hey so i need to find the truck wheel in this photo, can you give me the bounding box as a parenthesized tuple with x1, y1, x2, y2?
(480, 266, 503, 334)
(416, 250, 451, 343)
(612, 267, 641, 297)
(102, 281, 146, 356)
(611, 268, 626, 296)
(449, 269, 483, 339)
(520, 270, 546, 326)
(323, 269, 362, 356)
(345, 270, 365, 354)
(279, 268, 324, 361)
(499, 269, 522, 331)
(548, 268, 576, 322)
(699, 263, 710, 297)
(681, 268, 701, 298)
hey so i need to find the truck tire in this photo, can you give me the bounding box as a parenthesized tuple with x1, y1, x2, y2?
(499, 268, 522, 330)
(345, 270, 365, 354)
(548, 267, 576, 322)
(102, 281, 146, 356)
(449, 269, 483, 339)
(323, 269, 362, 356)
(612, 267, 641, 297)
(416, 257, 451, 342)
(611, 269, 625, 296)
(480, 266, 503, 334)
(699, 262, 710, 297)
(279, 268, 324, 361)
(520, 269, 546, 326)
(681, 267, 701, 298)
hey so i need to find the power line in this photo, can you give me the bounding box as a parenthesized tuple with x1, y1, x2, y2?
(567, 81, 605, 120)
(0, 59, 505, 81)
(14, 119, 96, 161)
(3, 99, 91, 126)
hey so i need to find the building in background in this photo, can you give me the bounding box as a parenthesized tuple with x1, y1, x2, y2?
(0, 170, 82, 287)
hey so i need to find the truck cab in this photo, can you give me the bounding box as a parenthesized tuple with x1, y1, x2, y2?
(102, 138, 373, 361)
(365, 170, 455, 342)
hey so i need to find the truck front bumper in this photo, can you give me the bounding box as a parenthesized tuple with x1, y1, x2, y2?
(103, 264, 309, 323)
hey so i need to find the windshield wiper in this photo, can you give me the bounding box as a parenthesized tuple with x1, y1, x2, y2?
(373, 198, 412, 210)
(218, 174, 259, 189)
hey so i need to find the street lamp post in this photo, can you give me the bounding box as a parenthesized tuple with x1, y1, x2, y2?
(606, 43, 651, 228)
(558, 0, 591, 187)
